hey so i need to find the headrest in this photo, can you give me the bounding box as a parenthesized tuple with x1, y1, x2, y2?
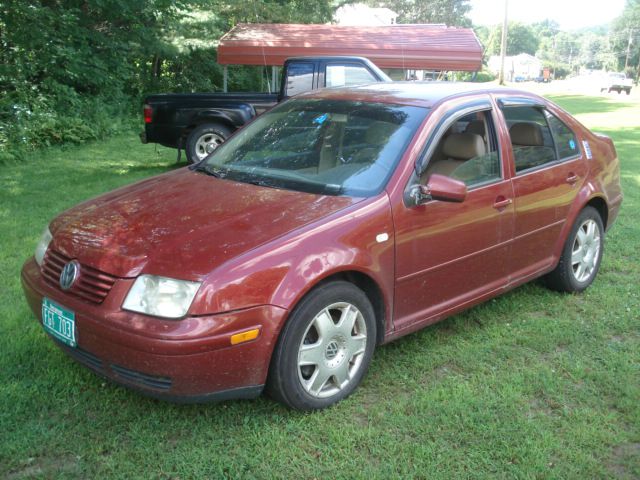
(442, 133, 486, 160)
(465, 120, 486, 137)
(365, 121, 394, 144)
(509, 122, 543, 146)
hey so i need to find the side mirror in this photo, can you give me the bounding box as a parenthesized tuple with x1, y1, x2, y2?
(410, 174, 467, 206)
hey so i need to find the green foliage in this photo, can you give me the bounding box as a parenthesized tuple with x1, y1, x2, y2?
(611, 0, 640, 76)
(355, 0, 472, 26)
(485, 22, 540, 56)
(219, 0, 334, 25)
(0, 0, 189, 157)
(0, 0, 334, 160)
(457, 68, 495, 82)
(479, 17, 631, 80)
(473, 69, 496, 82)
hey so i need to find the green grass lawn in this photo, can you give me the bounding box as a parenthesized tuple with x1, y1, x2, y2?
(1, 94, 638, 479)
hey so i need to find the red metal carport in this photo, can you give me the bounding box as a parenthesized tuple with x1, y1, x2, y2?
(217, 23, 483, 72)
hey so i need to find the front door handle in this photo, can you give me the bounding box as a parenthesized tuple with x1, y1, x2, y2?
(566, 173, 579, 185)
(493, 197, 512, 211)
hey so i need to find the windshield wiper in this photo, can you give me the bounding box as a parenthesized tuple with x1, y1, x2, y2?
(244, 178, 277, 189)
(192, 163, 223, 178)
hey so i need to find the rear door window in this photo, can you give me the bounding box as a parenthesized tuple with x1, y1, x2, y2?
(502, 106, 557, 173)
(545, 112, 579, 159)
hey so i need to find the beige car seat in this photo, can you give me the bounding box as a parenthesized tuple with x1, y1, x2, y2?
(423, 132, 486, 180)
(509, 122, 555, 170)
(318, 120, 393, 172)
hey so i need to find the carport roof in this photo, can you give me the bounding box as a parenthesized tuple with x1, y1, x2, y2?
(217, 23, 483, 71)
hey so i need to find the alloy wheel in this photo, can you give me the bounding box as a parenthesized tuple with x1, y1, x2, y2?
(571, 218, 601, 283)
(297, 302, 368, 399)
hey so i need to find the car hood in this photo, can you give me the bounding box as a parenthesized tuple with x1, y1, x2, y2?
(50, 168, 359, 279)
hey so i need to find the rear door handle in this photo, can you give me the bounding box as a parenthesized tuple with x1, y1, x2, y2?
(566, 173, 579, 185)
(493, 197, 512, 211)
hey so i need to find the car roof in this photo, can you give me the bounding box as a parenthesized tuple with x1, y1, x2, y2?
(298, 81, 545, 108)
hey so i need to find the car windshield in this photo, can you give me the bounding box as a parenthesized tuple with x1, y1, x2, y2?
(197, 99, 428, 197)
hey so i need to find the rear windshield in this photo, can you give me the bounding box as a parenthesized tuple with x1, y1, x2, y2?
(198, 99, 427, 197)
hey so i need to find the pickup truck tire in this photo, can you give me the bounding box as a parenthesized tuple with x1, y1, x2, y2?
(185, 123, 232, 164)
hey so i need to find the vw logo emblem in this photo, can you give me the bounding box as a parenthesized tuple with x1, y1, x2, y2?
(59, 260, 80, 291)
(325, 341, 340, 360)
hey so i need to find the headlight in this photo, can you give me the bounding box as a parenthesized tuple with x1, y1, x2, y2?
(122, 275, 201, 319)
(34, 227, 53, 267)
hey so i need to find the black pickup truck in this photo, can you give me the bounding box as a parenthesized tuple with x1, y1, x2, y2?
(141, 56, 390, 163)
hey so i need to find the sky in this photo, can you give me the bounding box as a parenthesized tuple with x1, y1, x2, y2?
(468, 0, 627, 30)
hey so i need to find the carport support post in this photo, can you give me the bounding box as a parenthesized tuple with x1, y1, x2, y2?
(272, 66, 277, 93)
(223, 65, 228, 92)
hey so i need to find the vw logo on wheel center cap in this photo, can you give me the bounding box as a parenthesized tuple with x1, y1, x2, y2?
(59, 260, 80, 291)
(325, 341, 340, 360)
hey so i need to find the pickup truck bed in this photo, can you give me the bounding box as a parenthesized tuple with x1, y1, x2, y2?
(143, 93, 278, 149)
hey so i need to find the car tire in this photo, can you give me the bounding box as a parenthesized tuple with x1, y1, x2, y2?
(626, 88, 631, 95)
(185, 123, 232, 164)
(267, 281, 377, 410)
(545, 206, 604, 293)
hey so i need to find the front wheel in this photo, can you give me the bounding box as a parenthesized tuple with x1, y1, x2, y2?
(267, 281, 377, 410)
(545, 206, 604, 293)
(185, 123, 231, 164)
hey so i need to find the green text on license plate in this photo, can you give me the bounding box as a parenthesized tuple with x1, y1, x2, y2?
(42, 298, 77, 347)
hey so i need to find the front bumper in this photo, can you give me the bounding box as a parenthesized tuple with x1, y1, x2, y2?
(21, 258, 288, 402)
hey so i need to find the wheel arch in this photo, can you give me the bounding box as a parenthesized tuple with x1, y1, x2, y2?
(183, 117, 236, 142)
(585, 195, 609, 230)
(549, 190, 610, 271)
(281, 270, 388, 346)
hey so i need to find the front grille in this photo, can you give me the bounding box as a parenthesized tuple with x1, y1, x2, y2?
(110, 364, 172, 391)
(42, 249, 117, 304)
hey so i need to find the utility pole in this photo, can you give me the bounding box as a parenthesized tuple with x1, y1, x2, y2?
(625, 29, 633, 71)
(498, 0, 509, 85)
(569, 45, 573, 74)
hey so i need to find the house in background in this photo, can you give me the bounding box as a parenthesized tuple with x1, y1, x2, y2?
(334, 3, 398, 25)
(488, 53, 543, 81)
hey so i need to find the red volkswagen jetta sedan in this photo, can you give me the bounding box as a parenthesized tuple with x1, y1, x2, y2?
(22, 83, 623, 410)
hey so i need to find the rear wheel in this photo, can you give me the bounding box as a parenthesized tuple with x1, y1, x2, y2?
(267, 281, 377, 410)
(185, 123, 231, 164)
(545, 206, 604, 293)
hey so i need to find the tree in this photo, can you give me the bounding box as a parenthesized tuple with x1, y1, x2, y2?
(611, 0, 640, 76)
(219, 0, 334, 26)
(0, 0, 339, 157)
(485, 22, 539, 56)
(352, 0, 472, 26)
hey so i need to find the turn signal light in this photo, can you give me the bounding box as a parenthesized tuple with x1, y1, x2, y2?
(230, 328, 260, 345)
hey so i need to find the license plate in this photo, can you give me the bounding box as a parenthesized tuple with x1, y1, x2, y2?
(42, 298, 77, 347)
